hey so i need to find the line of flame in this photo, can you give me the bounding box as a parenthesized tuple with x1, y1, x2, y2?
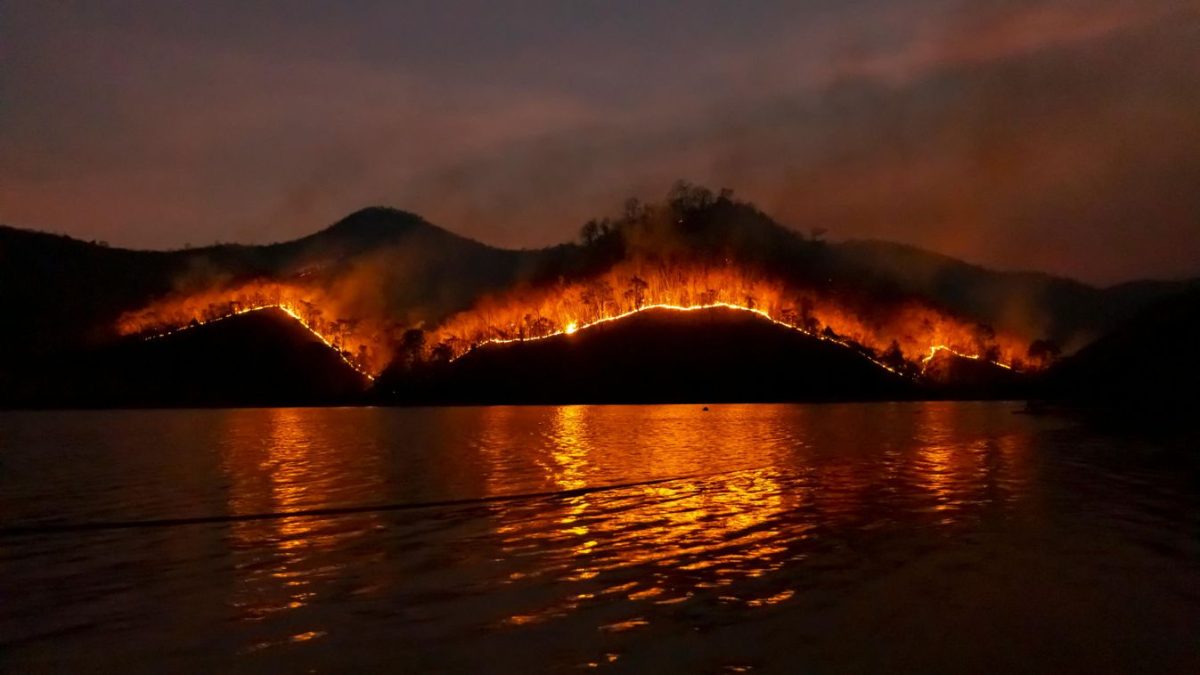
(142, 304, 375, 381)
(139, 301, 1015, 385)
(455, 302, 914, 378)
(919, 344, 1015, 374)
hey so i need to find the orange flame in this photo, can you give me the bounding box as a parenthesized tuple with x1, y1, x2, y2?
(117, 261, 1035, 380)
(116, 281, 388, 378)
(427, 261, 1031, 374)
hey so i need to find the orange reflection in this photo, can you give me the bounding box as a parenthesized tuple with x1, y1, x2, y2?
(205, 403, 1038, 650)
(912, 403, 1033, 515)
(473, 403, 1038, 631)
(916, 402, 961, 510)
(219, 408, 381, 650)
(483, 405, 800, 626)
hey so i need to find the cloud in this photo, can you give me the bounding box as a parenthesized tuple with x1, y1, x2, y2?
(393, 1, 1200, 282)
(1, 0, 1196, 282)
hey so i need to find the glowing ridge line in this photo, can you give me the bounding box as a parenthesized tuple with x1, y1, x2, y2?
(142, 304, 375, 380)
(137, 302, 1016, 385)
(455, 302, 913, 378)
(919, 345, 1014, 374)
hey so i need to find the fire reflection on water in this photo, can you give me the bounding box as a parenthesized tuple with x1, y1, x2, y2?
(5, 405, 1190, 673)
(219, 408, 381, 651)
(230, 410, 316, 618)
(211, 403, 1033, 655)
(473, 404, 1032, 631)
(480, 406, 802, 627)
(913, 403, 1034, 516)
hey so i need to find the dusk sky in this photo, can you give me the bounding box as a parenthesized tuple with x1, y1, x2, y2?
(2, 0, 1198, 284)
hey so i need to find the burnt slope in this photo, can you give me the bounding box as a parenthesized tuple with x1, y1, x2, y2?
(379, 307, 914, 405)
(1, 308, 369, 408)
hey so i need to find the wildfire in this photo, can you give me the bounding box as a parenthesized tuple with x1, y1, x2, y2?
(920, 345, 1015, 373)
(117, 261, 1036, 383)
(455, 301, 914, 376)
(427, 261, 1033, 376)
(116, 281, 388, 379)
(145, 303, 376, 380)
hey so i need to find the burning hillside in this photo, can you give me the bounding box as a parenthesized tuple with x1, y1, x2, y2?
(383, 305, 915, 405)
(116, 281, 391, 378)
(116, 260, 1034, 383)
(114, 185, 1054, 384)
(424, 260, 1031, 376)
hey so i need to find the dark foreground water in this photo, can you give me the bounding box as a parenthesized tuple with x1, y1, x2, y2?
(1, 403, 1197, 673)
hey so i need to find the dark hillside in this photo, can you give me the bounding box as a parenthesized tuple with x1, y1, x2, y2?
(1, 308, 369, 408)
(3, 186, 1195, 408)
(379, 306, 914, 405)
(831, 239, 1198, 350)
(1043, 288, 1200, 410)
(0, 208, 530, 358)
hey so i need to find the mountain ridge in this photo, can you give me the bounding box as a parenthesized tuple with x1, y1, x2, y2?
(3, 190, 1196, 379)
(379, 305, 916, 405)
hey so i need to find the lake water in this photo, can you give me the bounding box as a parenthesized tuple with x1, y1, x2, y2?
(1, 403, 1197, 673)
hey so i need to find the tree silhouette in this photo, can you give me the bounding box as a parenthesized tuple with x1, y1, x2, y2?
(580, 220, 601, 246)
(668, 180, 716, 213)
(530, 316, 556, 337)
(882, 340, 906, 371)
(973, 323, 996, 355)
(430, 342, 454, 363)
(1027, 339, 1061, 367)
(625, 276, 649, 309)
(399, 328, 426, 368)
(799, 297, 820, 333)
(581, 279, 614, 318)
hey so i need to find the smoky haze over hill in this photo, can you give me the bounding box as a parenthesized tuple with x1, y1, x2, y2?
(2, 184, 1196, 356)
(1, 184, 1197, 407)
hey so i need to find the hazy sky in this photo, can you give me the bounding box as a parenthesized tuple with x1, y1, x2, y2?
(2, 0, 1198, 283)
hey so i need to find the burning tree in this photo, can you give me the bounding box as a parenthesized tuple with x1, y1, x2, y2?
(1027, 339, 1062, 368)
(625, 276, 649, 309)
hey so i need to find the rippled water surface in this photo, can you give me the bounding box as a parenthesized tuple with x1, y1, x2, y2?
(1, 403, 1198, 673)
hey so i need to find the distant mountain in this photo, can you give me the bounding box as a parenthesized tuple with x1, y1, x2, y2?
(264, 207, 539, 324)
(0, 308, 369, 408)
(0, 207, 532, 357)
(378, 306, 914, 405)
(830, 240, 1198, 351)
(3, 186, 1197, 407)
(5, 203, 1190, 361)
